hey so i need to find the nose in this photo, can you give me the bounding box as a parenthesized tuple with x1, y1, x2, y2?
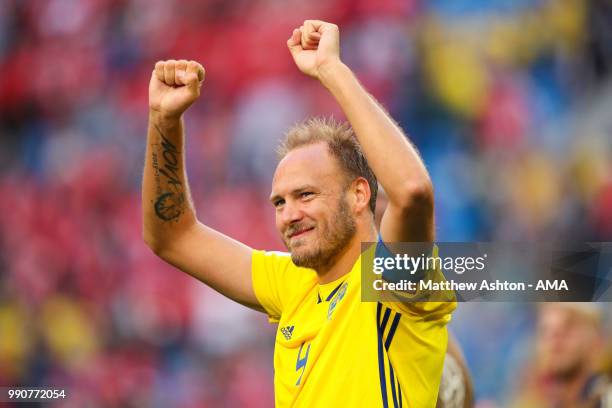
(279, 200, 304, 226)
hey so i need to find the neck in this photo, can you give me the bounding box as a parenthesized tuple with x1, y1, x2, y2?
(316, 222, 377, 284)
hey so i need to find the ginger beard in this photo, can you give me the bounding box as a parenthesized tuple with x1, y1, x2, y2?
(282, 193, 356, 271)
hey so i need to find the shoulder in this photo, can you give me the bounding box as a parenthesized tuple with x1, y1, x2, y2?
(252, 249, 317, 286)
(253, 249, 295, 272)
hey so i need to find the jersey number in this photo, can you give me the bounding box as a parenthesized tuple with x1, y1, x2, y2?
(295, 342, 310, 386)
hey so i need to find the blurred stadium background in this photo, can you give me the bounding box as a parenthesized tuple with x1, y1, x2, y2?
(0, 0, 611, 406)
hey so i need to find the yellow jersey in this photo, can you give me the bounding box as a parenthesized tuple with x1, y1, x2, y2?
(251, 245, 456, 408)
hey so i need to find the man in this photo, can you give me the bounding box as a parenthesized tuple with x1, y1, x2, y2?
(143, 20, 455, 407)
(510, 303, 610, 407)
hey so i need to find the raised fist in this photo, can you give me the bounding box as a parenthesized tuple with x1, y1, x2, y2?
(149, 60, 205, 120)
(287, 20, 341, 79)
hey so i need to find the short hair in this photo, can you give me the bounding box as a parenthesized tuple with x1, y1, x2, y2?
(277, 117, 378, 214)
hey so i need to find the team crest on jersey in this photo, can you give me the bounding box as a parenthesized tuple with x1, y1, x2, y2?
(327, 282, 348, 320)
(280, 325, 295, 340)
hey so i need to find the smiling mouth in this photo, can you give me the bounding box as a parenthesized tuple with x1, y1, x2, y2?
(289, 227, 315, 239)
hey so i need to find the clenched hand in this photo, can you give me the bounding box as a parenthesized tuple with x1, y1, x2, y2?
(149, 60, 205, 120)
(287, 20, 341, 80)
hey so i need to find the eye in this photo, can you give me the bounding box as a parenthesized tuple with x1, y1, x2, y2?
(273, 199, 285, 208)
(300, 192, 314, 199)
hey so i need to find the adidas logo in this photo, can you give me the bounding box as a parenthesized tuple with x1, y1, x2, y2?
(280, 325, 295, 340)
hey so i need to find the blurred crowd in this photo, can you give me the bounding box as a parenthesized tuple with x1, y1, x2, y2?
(0, 0, 611, 406)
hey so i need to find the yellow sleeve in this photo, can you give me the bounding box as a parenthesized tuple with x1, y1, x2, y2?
(389, 262, 457, 321)
(386, 298, 456, 324)
(251, 250, 294, 323)
(377, 244, 457, 321)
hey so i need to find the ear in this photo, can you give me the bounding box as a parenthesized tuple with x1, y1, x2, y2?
(349, 177, 371, 215)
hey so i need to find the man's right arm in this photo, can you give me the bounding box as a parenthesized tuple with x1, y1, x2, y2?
(142, 59, 263, 311)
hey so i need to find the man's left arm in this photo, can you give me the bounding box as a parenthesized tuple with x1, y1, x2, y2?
(288, 20, 434, 242)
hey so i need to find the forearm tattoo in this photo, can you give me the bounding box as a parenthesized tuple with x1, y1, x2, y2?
(151, 124, 185, 221)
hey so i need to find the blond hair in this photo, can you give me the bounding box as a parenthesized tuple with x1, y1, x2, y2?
(277, 117, 378, 214)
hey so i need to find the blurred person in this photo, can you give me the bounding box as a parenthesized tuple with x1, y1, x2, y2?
(437, 334, 475, 408)
(142, 20, 455, 407)
(509, 303, 610, 408)
(601, 341, 612, 406)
